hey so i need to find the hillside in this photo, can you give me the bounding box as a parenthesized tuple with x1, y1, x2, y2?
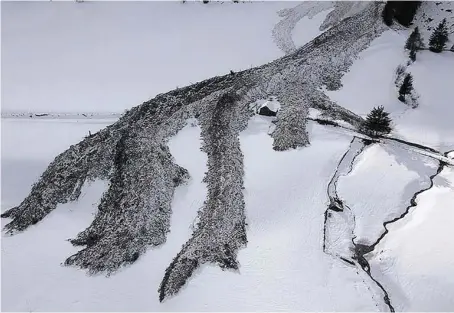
(2, 1, 454, 311)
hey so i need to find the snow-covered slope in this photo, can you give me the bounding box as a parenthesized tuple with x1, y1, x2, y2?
(326, 28, 454, 152)
(413, 1, 454, 45)
(2, 1, 454, 312)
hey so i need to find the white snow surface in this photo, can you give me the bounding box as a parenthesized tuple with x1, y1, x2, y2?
(368, 157, 454, 311)
(337, 143, 438, 246)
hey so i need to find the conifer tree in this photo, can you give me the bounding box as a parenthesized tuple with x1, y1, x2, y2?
(405, 27, 424, 51)
(409, 47, 417, 62)
(361, 106, 392, 136)
(399, 73, 413, 102)
(429, 19, 449, 53)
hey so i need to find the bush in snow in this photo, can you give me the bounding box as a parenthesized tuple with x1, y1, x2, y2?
(450, 44, 454, 52)
(202, 0, 209, 3)
(394, 64, 407, 86)
(429, 18, 449, 53)
(361, 106, 392, 136)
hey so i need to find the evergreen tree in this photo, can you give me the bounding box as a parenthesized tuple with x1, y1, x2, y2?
(429, 19, 449, 53)
(398, 73, 413, 102)
(409, 47, 417, 62)
(361, 106, 392, 136)
(405, 27, 424, 51)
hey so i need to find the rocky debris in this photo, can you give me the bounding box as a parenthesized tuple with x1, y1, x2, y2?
(271, 96, 309, 150)
(2, 1, 387, 301)
(1, 129, 117, 233)
(159, 92, 249, 301)
(66, 130, 190, 274)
